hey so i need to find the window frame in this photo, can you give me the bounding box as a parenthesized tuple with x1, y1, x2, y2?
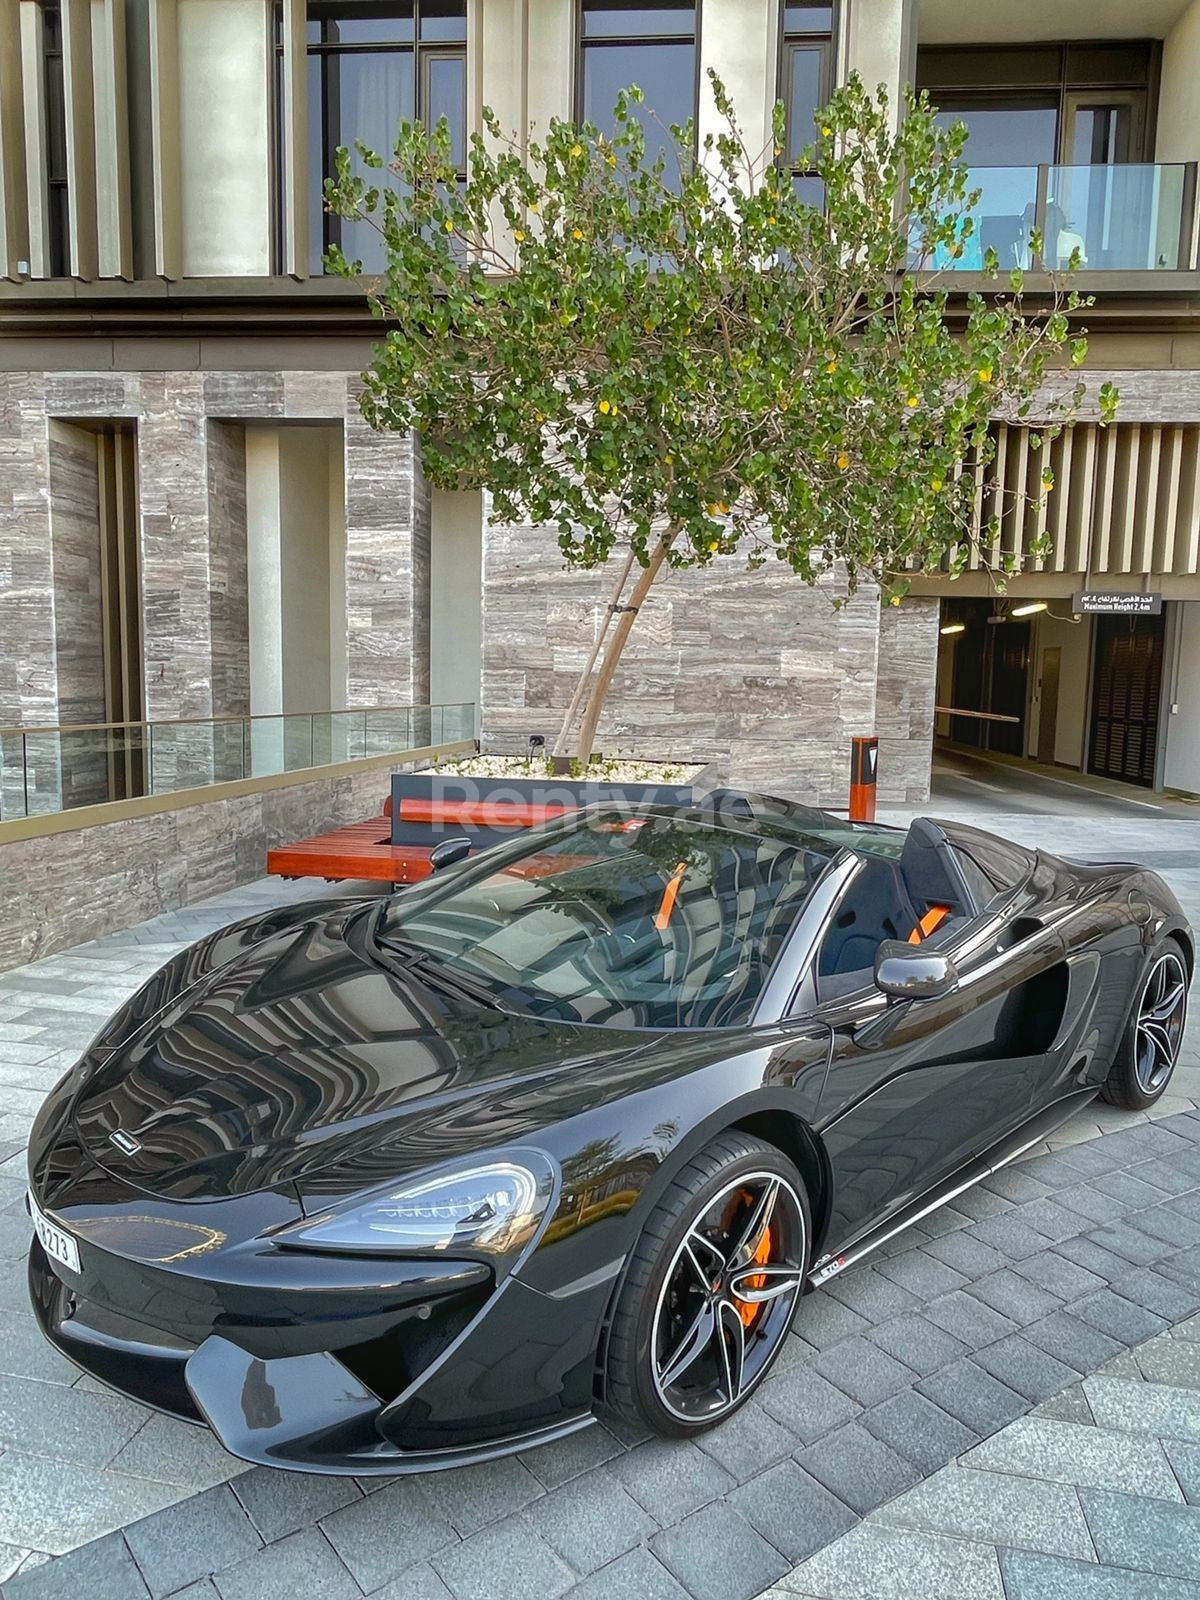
(275, 1, 467, 277)
(575, 1, 702, 160)
(778, 1, 838, 191)
(40, 0, 70, 278)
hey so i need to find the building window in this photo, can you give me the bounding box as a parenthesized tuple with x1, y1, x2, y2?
(41, 0, 70, 276)
(579, 3, 696, 167)
(781, 2, 835, 207)
(289, 1, 467, 275)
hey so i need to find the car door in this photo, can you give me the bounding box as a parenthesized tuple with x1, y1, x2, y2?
(809, 850, 1068, 1254)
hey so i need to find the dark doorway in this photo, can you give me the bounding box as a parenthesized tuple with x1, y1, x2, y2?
(1088, 613, 1165, 787)
(1037, 645, 1061, 764)
(941, 601, 1030, 756)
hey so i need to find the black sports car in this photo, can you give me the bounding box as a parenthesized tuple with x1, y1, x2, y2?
(25, 795, 1191, 1473)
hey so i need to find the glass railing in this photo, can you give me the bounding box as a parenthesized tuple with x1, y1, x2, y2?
(911, 162, 1196, 273)
(0, 703, 476, 822)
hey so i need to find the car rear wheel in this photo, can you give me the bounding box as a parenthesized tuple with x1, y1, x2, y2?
(1101, 936, 1189, 1110)
(603, 1133, 809, 1438)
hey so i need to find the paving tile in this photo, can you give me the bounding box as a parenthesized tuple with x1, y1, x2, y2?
(693, 1399, 795, 1482)
(999, 1546, 1200, 1600)
(1085, 1376, 1200, 1444)
(1081, 1486, 1200, 1582)
(1129, 1206, 1200, 1248)
(124, 1485, 263, 1600)
(979, 1168, 1052, 1204)
(649, 1501, 789, 1600)
(0, 1532, 148, 1600)
(1138, 1337, 1200, 1391)
(430, 1456, 543, 1536)
(1019, 1151, 1103, 1190)
(787, 1522, 1005, 1600)
(109, 1415, 245, 1490)
(231, 1467, 362, 1543)
(1023, 1311, 1127, 1376)
(1015, 1251, 1107, 1302)
(432, 1518, 573, 1600)
(910, 1203, 971, 1239)
(922, 1231, 1010, 1279)
(211, 1528, 359, 1600)
(608, 1438, 734, 1524)
(365, 1567, 455, 1600)
(557, 1546, 689, 1600)
(1167, 1441, 1200, 1505)
(520, 1423, 625, 1491)
(1013, 1199, 1087, 1245)
(923, 1291, 1020, 1350)
(0, 1310, 80, 1386)
(1053, 1139, 1133, 1177)
(813, 1337, 915, 1408)
(866, 1311, 969, 1378)
(915, 1359, 1033, 1436)
(860, 1388, 979, 1475)
(822, 1268, 920, 1325)
(1070, 1289, 1170, 1348)
(0, 1455, 180, 1559)
(319, 1481, 457, 1593)
(1054, 1235, 1136, 1283)
(964, 1416, 1183, 1499)
(1113, 1268, 1200, 1323)
(941, 1186, 1014, 1222)
(967, 1269, 1063, 1325)
(874, 1462, 1094, 1559)
(1097, 1351, 1147, 1379)
(796, 1421, 922, 1516)
(0, 1371, 149, 1468)
(791, 1294, 871, 1352)
(1053, 1181, 1137, 1226)
(872, 1250, 967, 1298)
(525, 1467, 656, 1577)
(758, 1365, 861, 1446)
(1031, 1383, 1095, 1426)
(727, 1460, 856, 1564)
(1088, 1221, 1178, 1266)
(968, 1215, 1067, 1262)
(971, 1335, 1080, 1404)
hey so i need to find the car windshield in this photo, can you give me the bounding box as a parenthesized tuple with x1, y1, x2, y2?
(374, 809, 839, 1028)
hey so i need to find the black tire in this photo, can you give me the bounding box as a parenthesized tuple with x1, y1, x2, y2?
(603, 1132, 810, 1438)
(1100, 935, 1190, 1110)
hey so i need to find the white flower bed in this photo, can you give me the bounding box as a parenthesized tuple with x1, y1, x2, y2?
(421, 753, 705, 783)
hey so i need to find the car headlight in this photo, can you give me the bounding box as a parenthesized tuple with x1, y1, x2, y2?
(276, 1150, 558, 1259)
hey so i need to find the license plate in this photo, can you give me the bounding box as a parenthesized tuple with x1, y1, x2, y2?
(29, 1193, 80, 1274)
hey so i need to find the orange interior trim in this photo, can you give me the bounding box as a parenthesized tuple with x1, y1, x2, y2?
(908, 904, 953, 945)
(653, 861, 690, 930)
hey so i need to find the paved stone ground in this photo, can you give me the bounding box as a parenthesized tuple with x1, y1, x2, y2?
(0, 810, 1198, 1597)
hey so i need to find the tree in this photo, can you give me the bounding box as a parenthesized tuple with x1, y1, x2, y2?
(327, 72, 1112, 765)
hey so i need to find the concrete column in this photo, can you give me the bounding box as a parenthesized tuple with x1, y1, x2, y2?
(698, 0, 777, 167)
(840, 0, 914, 128)
(0, 1, 28, 279)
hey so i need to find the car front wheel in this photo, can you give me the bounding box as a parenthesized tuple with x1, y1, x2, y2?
(603, 1133, 809, 1438)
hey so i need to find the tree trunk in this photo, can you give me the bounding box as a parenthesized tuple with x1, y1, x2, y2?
(572, 524, 680, 765)
(551, 545, 638, 759)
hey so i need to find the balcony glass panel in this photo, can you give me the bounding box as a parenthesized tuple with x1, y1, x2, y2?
(1049, 164, 1188, 271)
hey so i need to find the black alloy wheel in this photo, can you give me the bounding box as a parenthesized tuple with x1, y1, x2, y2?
(604, 1134, 809, 1437)
(1103, 936, 1189, 1110)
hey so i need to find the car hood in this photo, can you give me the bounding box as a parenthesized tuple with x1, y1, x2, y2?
(69, 906, 663, 1203)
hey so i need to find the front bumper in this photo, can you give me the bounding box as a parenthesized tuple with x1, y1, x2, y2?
(28, 1219, 611, 1475)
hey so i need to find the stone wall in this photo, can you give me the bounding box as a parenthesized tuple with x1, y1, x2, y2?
(0, 761, 409, 972)
(480, 517, 935, 807)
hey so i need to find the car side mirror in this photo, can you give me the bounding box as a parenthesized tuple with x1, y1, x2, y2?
(429, 836, 472, 871)
(873, 940, 959, 1002)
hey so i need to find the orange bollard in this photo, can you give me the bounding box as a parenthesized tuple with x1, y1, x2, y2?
(849, 736, 878, 822)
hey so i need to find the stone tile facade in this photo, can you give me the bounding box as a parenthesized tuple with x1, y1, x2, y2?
(480, 515, 937, 806)
(0, 760, 408, 972)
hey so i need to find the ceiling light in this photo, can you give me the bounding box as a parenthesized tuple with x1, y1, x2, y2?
(940, 623, 965, 635)
(1010, 602, 1048, 617)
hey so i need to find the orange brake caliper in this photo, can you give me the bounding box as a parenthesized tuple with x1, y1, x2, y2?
(733, 1215, 773, 1329)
